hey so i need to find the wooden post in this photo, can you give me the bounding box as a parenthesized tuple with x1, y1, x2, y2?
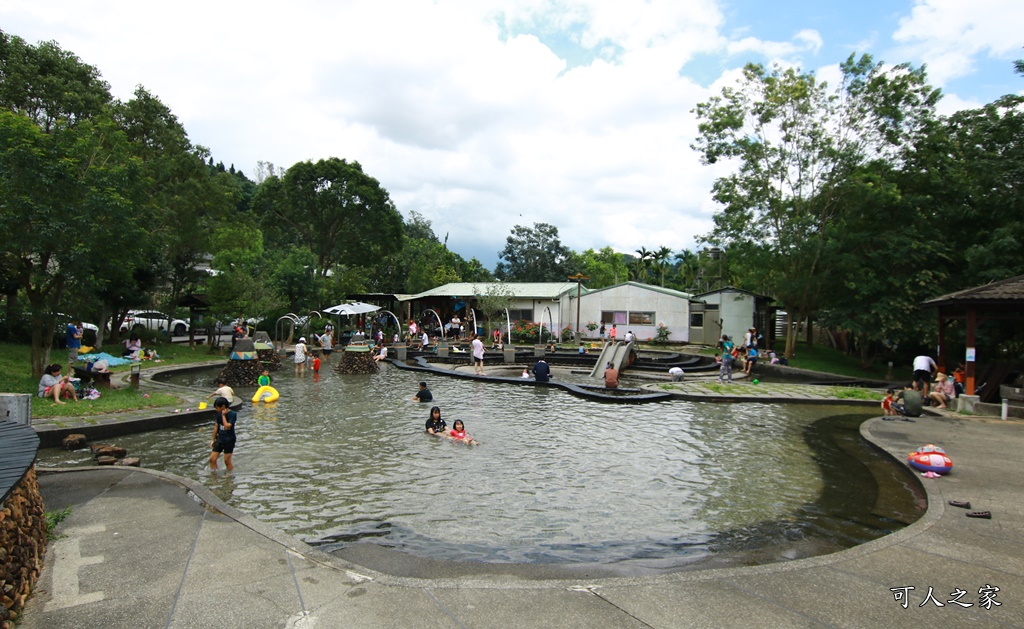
(966, 307, 977, 395)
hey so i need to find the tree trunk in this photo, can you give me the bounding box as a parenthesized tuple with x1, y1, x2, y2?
(858, 332, 872, 369)
(805, 315, 814, 350)
(784, 308, 799, 359)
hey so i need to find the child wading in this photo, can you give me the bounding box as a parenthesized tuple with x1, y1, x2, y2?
(210, 397, 238, 471)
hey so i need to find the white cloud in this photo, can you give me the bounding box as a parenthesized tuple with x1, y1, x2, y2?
(2, 0, 1011, 271)
(892, 0, 1024, 86)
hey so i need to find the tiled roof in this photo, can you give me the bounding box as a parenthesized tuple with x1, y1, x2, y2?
(922, 275, 1024, 306)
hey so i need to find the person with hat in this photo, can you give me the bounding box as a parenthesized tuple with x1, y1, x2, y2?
(294, 336, 309, 376)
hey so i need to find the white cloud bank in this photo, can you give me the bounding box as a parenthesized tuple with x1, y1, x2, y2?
(2, 0, 1019, 267)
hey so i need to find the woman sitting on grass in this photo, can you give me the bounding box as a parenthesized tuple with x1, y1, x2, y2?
(37, 363, 79, 405)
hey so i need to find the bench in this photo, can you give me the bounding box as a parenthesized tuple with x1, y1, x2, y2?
(72, 366, 112, 388)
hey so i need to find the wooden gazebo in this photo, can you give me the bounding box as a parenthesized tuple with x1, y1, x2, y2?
(921, 274, 1024, 396)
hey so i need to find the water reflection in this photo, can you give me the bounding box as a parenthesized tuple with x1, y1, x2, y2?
(37, 363, 918, 567)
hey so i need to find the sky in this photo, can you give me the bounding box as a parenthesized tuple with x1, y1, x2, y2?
(3, 0, 1022, 269)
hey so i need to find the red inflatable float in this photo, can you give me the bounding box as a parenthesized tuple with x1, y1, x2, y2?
(907, 444, 953, 475)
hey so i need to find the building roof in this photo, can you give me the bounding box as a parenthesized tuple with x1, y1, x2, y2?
(692, 285, 774, 302)
(921, 275, 1024, 308)
(401, 282, 582, 301)
(577, 281, 696, 300)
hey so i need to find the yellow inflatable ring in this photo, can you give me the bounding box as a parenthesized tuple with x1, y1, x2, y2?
(252, 385, 280, 403)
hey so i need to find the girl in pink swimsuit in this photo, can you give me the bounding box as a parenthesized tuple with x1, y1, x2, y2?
(447, 420, 480, 445)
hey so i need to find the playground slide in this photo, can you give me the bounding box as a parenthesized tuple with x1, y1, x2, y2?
(589, 341, 633, 378)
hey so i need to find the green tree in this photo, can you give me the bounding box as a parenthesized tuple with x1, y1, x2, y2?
(653, 245, 674, 287)
(943, 93, 1024, 283)
(0, 32, 150, 375)
(494, 222, 572, 281)
(568, 247, 629, 289)
(692, 54, 940, 357)
(254, 158, 404, 278)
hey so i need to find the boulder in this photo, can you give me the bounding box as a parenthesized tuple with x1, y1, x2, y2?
(95, 456, 117, 466)
(62, 434, 87, 450)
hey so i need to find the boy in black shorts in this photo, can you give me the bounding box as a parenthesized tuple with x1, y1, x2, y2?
(209, 396, 238, 471)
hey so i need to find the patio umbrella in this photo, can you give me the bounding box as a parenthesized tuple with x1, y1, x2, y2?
(324, 302, 381, 316)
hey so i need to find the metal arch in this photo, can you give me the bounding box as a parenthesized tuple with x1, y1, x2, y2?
(503, 308, 512, 345)
(422, 309, 445, 340)
(381, 310, 403, 334)
(540, 306, 555, 344)
(275, 313, 301, 350)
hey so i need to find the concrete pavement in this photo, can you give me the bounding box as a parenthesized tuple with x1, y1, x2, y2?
(22, 410, 1024, 628)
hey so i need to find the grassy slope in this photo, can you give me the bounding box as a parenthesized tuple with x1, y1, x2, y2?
(1, 341, 225, 418)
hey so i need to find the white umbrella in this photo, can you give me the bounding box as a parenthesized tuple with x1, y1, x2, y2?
(324, 302, 381, 316)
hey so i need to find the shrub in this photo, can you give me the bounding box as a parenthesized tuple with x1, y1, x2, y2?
(509, 320, 549, 344)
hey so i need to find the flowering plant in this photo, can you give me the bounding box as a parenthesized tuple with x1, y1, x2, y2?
(653, 323, 671, 344)
(510, 320, 549, 344)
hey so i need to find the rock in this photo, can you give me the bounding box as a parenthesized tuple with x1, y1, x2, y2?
(93, 446, 115, 458)
(95, 456, 117, 466)
(89, 443, 112, 453)
(115, 457, 141, 467)
(108, 446, 127, 458)
(62, 434, 87, 450)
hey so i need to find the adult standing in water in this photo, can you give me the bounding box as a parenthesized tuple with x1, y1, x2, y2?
(471, 333, 486, 375)
(293, 337, 308, 376)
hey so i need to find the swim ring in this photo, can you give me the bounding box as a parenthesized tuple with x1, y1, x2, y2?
(907, 444, 953, 474)
(252, 385, 280, 403)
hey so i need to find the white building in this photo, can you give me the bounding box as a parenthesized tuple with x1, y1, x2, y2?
(691, 287, 774, 346)
(400, 282, 579, 335)
(562, 281, 696, 343)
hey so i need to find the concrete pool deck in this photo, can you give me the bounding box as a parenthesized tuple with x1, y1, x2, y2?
(24, 386, 1024, 627)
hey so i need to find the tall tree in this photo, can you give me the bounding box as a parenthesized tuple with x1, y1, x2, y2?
(0, 31, 146, 375)
(254, 158, 404, 277)
(653, 245, 674, 287)
(494, 223, 572, 282)
(692, 54, 940, 357)
(569, 247, 629, 289)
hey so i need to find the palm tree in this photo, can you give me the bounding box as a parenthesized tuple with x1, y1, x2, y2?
(653, 246, 673, 287)
(631, 247, 653, 283)
(674, 249, 700, 291)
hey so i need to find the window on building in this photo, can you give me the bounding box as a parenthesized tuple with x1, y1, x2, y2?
(601, 311, 627, 325)
(507, 309, 534, 322)
(628, 312, 655, 325)
(690, 313, 704, 328)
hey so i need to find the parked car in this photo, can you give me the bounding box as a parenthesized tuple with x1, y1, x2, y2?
(121, 311, 189, 336)
(54, 315, 99, 348)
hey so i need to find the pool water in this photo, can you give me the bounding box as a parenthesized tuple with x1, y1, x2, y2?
(37, 362, 923, 572)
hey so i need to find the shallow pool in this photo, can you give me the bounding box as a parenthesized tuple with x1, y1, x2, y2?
(38, 362, 922, 572)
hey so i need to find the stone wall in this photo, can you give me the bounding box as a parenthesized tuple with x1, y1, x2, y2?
(0, 467, 47, 628)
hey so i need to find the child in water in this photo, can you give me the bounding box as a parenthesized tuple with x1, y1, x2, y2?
(312, 356, 321, 373)
(258, 370, 271, 387)
(425, 406, 447, 435)
(209, 396, 237, 471)
(448, 420, 480, 446)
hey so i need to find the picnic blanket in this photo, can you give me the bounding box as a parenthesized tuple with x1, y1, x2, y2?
(78, 352, 132, 367)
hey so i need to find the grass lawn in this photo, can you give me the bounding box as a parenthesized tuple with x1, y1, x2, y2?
(0, 341, 225, 419)
(694, 341, 890, 380)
